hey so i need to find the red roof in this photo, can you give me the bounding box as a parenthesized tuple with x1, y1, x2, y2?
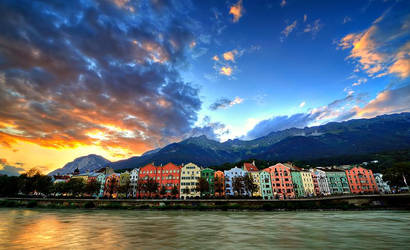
(243, 162, 258, 172)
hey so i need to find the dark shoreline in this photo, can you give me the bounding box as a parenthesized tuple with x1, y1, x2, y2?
(1, 194, 409, 211)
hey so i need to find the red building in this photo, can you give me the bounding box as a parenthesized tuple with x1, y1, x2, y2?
(345, 166, 378, 194)
(158, 163, 182, 198)
(264, 163, 295, 199)
(138, 163, 159, 198)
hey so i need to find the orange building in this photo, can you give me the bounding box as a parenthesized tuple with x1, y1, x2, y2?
(158, 163, 182, 198)
(214, 170, 225, 197)
(345, 166, 378, 194)
(264, 163, 295, 199)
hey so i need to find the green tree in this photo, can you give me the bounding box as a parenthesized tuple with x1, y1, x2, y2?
(85, 179, 100, 197)
(66, 178, 85, 197)
(243, 173, 258, 198)
(118, 179, 130, 198)
(214, 176, 224, 197)
(232, 176, 244, 197)
(144, 178, 159, 198)
(159, 185, 167, 197)
(383, 161, 410, 189)
(196, 177, 209, 197)
(171, 185, 179, 198)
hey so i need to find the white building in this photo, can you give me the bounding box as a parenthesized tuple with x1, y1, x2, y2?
(129, 168, 140, 197)
(311, 169, 331, 195)
(374, 173, 391, 193)
(180, 163, 201, 199)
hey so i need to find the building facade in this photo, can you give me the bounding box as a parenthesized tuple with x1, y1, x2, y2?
(224, 167, 247, 197)
(291, 171, 305, 198)
(311, 169, 331, 195)
(214, 170, 225, 197)
(345, 166, 378, 194)
(180, 163, 201, 199)
(201, 168, 215, 197)
(265, 163, 295, 199)
(323, 169, 350, 194)
(104, 173, 120, 198)
(243, 162, 261, 197)
(301, 171, 315, 197)
(259, 170, 273, 200)
(374, 173, 391, 193)
(129, 168, 139, 197)
(138, 163, 160, 198)
(159, 163, 182, 198)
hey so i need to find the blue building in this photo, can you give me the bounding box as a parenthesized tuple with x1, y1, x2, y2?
(224, 167, 248, 197)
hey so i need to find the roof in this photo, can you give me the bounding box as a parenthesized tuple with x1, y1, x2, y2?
(243, 162, 258, 172)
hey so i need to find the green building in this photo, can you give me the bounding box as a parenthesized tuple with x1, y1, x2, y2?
(259, 171, 273, 200)
(323, 169, 350, 194)
(201, 168, 215, 196)
(291, 171, 305, 198)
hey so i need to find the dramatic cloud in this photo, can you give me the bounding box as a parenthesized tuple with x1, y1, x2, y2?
(356, 84, 410, 118)
(281, 20, 297, 41)
(229, 0, 244, 23)
(0, 158, 25, 176)
(338, 3, 410, 78)
(187, 116, 229, 141)
(0, 0, 202, 155)
(209, 97, 243, 110)
(245, 93, 363, 139)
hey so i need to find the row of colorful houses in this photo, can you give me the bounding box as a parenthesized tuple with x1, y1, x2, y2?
(53, 161, 391, 199)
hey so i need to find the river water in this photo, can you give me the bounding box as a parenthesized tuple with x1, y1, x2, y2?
(0, 208, 409, 249)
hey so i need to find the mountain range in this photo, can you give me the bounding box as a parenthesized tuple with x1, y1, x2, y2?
(49, 112, 410, 175)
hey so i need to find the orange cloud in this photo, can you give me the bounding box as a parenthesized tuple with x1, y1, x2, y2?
(229, 0, 243, 23)
(212, 55, 219, 61)
(223, 50, 237, 62)
(220, 66, 233, 76)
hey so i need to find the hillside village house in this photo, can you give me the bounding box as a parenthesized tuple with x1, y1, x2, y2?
(180, 163, 201, 199)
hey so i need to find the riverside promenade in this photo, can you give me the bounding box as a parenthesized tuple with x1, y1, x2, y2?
(1, 194, 409, 210)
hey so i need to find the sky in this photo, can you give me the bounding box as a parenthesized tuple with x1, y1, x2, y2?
(0, 0, 409, 175)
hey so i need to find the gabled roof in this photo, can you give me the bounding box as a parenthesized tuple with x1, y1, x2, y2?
(243, 162, 258, 172)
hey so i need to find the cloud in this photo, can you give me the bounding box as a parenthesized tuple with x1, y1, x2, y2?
(281, 20, 297, 41)
(356, 84, 410, 118)
(304, 19, 322, 38)
(212, 55, 220, 61)
(220, 66, 233, 76)
(229, 0, 244, 23)
(209, 97, 243, 110)
(352, 78, 368, 86)
(186, 116, 229, 141)
(0, 0, 202, 155)
(304, 14, 307, 23)
(338, 3, 410, 78)
(343, 16, 352, 24)
(299, 101, 306, 108)
(280, 0, 287, 8)
(223, 50, 238, 62)
(0, 158, 25, 176)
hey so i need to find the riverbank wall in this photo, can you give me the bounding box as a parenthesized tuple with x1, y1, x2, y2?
(1, 194, 409, 210)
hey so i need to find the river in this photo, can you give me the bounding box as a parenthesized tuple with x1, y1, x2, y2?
(0, 208, 409, 249)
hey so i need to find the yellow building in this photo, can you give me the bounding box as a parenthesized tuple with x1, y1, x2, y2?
(301, 171, 315, 196)
(249, 171, 261, 197)
(180, 163, 202, 199)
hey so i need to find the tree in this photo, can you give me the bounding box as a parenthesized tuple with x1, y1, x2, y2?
(171, 185, 179, 198)
(196, 177, 209, 197)
(214, 176, 224, 197)
(52, 182, 67, 196)
(106, 177, 118, 198)
(0, 176, 19, 197)
(243, 173, 258, 198)
(144, 178, 159, 198)
(160, 185, 167, 197)
(35, 175, 53, 195)
(383, 161, 410, 189)
(118, 179, 130, 198)
(232, 176, 244, 197)
(136, 181, 144, 198)
(66, 178, 85, 197)
(85, 179, 100, 197)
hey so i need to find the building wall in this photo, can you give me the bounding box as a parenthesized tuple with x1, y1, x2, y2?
(345, 166, 378, 194)
(159, 163, 182, 198)
(180, 163, 201, 199)
(325, 171, 350, 194)
(129, 169, 139, 197)
(201, 168, 215, 196)
(291, 171, 305, 198)
(214, 170, 225, 197)
(301, 171, 315, 196)
(138, 163, 159, 198)
(265, 163, 295, 199)
(312, 169, 331, 196)
(96, 174, 106, 198)
(249, 171, 261, 197)
(224, 167, 247, 197)
(103, 173, 120, 198)
(259, 170, 273, 200)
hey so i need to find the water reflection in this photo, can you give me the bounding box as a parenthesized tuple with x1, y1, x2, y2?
(0, 209, 409, 249)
